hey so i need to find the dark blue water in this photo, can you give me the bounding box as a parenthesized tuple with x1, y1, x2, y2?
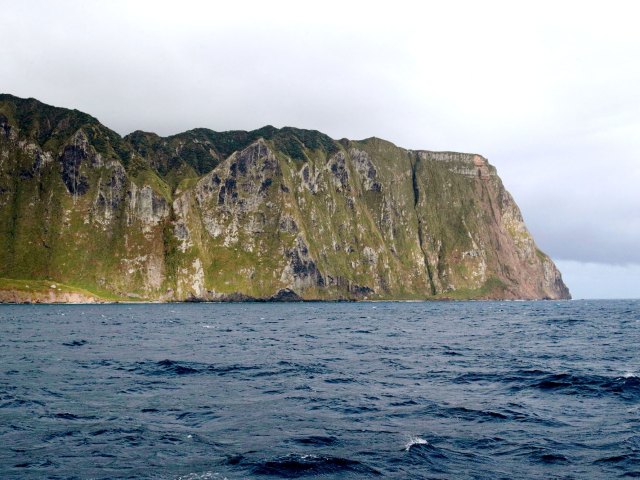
(1, 300, 639, 479)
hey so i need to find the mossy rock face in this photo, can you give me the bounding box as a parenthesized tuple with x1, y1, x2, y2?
(0, 94, 570, 302)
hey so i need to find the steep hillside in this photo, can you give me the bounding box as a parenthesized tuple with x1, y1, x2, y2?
(0, 94, 570, 302)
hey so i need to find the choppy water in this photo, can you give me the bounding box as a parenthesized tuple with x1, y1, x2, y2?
(1, 300, 639, 479)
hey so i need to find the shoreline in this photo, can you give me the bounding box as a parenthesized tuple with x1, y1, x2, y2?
(0, 280, 570, 304)
(0, 297, 572, 305)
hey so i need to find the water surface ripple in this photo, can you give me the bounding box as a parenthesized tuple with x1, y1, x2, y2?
(1, 300, 639, 479)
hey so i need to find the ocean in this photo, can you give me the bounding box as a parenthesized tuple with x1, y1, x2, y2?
(1, 300, 638, 479)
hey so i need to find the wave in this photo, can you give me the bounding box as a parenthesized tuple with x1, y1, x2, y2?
(291, 435, 338, 446)
(176, 472, 229, 480)
(249, 453, 381, 477)
(400, 436, 451, 471)
(441, 406, 509, 422)
(156, 359, 200, 375)
(405, 436, 429, 451)
(50, 412, 96, 420)
(131, 359, 262, 377)
(497, 444, 571, 465)
(593, 452, 640, 476)
(253, 360, 329, 377)
(0, 397, 46, 409)
(455, 369, 640, 399)
(62, 339, 87, 347)
(113, 359, 333, 379)
(324, 377, 356, 384)
(175, 409, 221, 427)
(531, 372, 640, 398)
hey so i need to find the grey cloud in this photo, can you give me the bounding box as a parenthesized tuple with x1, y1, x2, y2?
(2, 0, 639, 294)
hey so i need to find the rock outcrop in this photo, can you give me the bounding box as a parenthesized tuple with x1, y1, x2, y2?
(0, 94, 570, 301)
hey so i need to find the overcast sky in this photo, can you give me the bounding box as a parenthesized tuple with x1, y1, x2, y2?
(2, 0, 639, 298)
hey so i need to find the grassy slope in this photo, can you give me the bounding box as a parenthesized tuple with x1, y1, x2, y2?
(0, 278, 120, 302)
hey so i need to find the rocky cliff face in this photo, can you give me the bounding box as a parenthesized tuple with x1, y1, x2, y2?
(0, 94, 570, 301)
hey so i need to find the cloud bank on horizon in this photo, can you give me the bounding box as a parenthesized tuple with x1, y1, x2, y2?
(2, 0, 638, 298)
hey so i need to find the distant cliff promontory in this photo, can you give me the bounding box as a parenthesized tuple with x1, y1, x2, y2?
(0, 94, 570, 302)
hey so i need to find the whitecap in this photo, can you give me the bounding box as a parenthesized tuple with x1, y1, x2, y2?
(405, 435, 428, 451)
(176, 472, 227, 480)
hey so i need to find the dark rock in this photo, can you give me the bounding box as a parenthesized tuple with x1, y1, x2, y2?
(217, 292, 256, 302)
(286, 240, 325, 288)
(349, 284, 374, 297)
(151, 190, 166, 213)
(59, 143, 89, 196)
(268, 288, 303, 302)
(31, 150, 49, 172)
(329, 153, 349, 191)
(224, 177, 236, 194)
(278, 215, 298, 233)
(328, 275, 374, 298)
(0, 114, 11, 138)
(184, 294, 204, 303)
(260, 178, 272, 193)
(217, 185, 226, 205)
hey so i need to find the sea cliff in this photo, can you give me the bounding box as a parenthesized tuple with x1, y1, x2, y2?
(0, 94, 570, 302)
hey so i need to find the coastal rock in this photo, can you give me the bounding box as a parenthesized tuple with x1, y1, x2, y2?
(268, 288, 303, 302)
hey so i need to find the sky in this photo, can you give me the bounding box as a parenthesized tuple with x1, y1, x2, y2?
(2, 0, 639, 298)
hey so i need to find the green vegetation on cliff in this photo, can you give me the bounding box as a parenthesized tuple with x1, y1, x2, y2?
(0, 94, 570, 302)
